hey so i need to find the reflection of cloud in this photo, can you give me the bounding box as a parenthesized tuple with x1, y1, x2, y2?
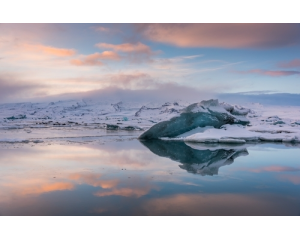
(94, 187, 150, 198)
(136, 23, 300, 49)
(69, 172, 119, 189)
(250, 166, 300, 173)
(142, 193, 299, 215)
(93, 176, 157, 199)
(21, 182, 74, 195)
(278, 175, 300, 185)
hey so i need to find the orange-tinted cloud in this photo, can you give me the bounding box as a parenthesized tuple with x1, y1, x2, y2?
(278, 59, 300, 68)
(21, 182, 74, 195)
(69, 172, 119, 189)
(136, 23, 300, 49)
(24, 43, 76, 56)
(236, 69, 300, 77)
(96, 42, 152, 54)
(70, 51, 120, 66)
(96, 42, 155, 62)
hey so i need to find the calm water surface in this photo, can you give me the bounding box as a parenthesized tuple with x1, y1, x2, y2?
(0, 139, 300, 216)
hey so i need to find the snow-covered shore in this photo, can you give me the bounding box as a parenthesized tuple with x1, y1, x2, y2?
(1, 98, 300, 144)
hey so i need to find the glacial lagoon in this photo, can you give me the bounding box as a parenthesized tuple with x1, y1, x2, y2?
(0, 130, 300, 216)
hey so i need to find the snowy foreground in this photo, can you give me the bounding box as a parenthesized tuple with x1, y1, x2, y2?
(0, 98, 300, 144)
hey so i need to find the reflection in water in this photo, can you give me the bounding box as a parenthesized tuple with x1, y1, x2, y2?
(0, 140, 300, 215)
(140, 140, 248, 175)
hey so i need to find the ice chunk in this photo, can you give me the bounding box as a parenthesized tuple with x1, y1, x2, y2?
(139, 99, 249, 139)
(106, 124, 120, 130)
(6, 115, 27, 120)
(219, 138, 246, 144)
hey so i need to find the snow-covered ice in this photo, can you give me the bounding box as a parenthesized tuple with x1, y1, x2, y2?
(1, 98, 300, 145)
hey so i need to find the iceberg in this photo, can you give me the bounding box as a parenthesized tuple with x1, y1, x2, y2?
(139, 99, 249, 139)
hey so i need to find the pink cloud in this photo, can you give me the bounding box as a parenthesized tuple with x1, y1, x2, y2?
(279, 175, 300, 185)
(21, 43, 76, 56)
(96, 42, 152, 54)
(92, 26, 110, 32)
(135, 23, 300, 48)
(37, 45, 76, 56)
(278, 59, 300, 68)
(70, 51, 120, 66)
(236, 69, 300, 77)
(250, 166, 300, 173)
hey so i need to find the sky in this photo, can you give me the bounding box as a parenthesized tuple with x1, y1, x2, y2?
(1, 23, 300, 103)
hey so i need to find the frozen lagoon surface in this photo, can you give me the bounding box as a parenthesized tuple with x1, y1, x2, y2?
(1, 99, 300, 215)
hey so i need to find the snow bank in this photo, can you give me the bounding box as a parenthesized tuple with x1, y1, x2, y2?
(184, 124, 300, 143)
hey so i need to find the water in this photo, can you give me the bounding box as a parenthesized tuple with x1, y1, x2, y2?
(0, 137, 300, 216)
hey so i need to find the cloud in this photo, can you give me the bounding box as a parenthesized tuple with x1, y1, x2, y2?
(135, 23, 300, 49)
(103, 72, 156, 89)
(0, 70, 219, 103)
(278, 59, 300, 68)
(23, 43, 76, 57)
(36, 82, 216, 104)
(236, 69, 300, 77)
(70, 51, 120, 66)
(27, 71, 217, 103)
(218, 92, 300, 106)
(0, 23, 66, 43)
(96, 42, 152, 54)
(92, 26, 111, 32)
(0, 75, 46, 103)
(96, 42, 155, 62)
(90, 25, 122, 34)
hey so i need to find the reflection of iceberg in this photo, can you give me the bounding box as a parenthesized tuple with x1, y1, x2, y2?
(140, 140, 248, 176)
